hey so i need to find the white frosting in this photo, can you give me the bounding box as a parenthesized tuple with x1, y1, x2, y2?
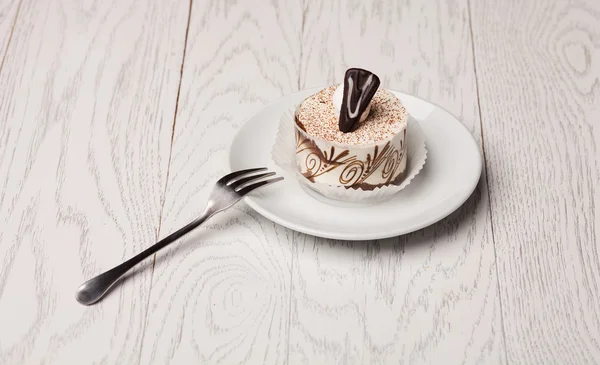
(332, 84, 371, 123)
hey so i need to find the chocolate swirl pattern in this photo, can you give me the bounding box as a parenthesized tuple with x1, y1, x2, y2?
(295, 127, 407, 190)
(382, 149, 401, 181)
(296, 131, 356, 182)
(339, 160, 365, 186)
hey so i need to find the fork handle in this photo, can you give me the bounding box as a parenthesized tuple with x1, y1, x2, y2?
(75, 211, 212, 305)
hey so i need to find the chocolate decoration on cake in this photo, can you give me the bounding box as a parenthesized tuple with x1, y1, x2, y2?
(338, 68, 381, 133)
(295, 126, 406, 189)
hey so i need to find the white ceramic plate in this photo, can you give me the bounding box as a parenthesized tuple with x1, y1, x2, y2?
(229, 88, 482, 240)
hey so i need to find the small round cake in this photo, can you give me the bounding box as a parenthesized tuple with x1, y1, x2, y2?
(294, 68, 408, 192)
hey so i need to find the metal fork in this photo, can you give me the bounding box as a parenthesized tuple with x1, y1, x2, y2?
(75, 168, 282, 305)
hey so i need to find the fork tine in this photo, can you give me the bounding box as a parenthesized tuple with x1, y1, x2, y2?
(236, 177, 284, 195)
(229, 171, 276, 189)
(218, 167, 268, 184)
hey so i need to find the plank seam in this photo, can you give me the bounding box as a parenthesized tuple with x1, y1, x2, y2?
(467, 0, 509, 362)
(288, 1, 307, 362)
(136, 0, 194, 363)
(297, 0, 308, 90)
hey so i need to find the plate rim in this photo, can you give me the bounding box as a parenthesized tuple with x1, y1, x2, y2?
(229, 88, 483, 240)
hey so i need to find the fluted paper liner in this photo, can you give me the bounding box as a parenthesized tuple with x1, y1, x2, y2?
(271, 106, 427, 203)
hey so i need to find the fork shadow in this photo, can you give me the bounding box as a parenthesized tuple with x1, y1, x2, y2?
(93, 238, 188, 303)
(95, 214, 233, 303)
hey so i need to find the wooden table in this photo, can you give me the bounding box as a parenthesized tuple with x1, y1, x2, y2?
(0, 0, 598, 364)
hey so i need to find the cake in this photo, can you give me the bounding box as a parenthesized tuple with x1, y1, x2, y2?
(294, 68, 408, 191)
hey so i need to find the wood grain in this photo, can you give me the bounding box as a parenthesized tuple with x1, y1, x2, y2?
(0, 0, 188, 363)
(138, 1, 301, 364)
(0, 0, 20, 66)
(1, 0, 597, 363)
(289, 1, 505, 364)
(470, 0, 600, 363)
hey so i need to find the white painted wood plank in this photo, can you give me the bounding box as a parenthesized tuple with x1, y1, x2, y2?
(290, 1, 505, 364)
(470, 0, 600, 364)
(0, 0, 19, 63)
(0, 0, 188, 363)
(139, 1, 301, 364)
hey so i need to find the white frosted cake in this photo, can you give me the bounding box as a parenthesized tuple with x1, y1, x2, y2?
(294, 69, 408, 191)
